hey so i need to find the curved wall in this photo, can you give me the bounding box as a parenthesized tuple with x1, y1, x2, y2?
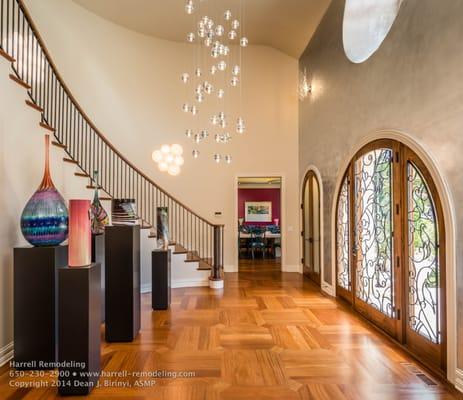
(299, 0, 463, 378)
(24, 0, 300, 270)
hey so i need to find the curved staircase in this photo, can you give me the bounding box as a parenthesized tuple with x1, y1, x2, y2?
(0, 0, 224, 285)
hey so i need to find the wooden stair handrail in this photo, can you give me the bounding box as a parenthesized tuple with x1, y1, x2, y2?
(16, 0, 223, 229)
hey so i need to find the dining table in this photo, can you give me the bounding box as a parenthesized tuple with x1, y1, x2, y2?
(238, 229, 281, 258)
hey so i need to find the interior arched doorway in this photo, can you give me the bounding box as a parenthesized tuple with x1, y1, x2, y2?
(334, 137, 450, 375)
(302, 169, 322, 286)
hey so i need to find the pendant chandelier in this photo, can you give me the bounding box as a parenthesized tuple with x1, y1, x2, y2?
(182, 0, 248, 164)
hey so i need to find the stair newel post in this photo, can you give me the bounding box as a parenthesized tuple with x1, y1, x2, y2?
(210, 224, 224, 289)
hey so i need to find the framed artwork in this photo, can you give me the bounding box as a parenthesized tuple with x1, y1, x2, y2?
(245, 201, 272, 222)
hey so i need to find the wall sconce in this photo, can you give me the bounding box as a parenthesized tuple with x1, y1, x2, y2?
(298, 67, 312, 100)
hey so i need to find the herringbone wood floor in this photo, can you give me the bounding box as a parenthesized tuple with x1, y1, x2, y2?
(0, 259, 461, 399)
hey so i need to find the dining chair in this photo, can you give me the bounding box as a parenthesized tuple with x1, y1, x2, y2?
(250, 227, 266, 259)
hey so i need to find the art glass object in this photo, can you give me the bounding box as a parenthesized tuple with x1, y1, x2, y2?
(68, 199, 91, 267)
(112, 199, 138, 225)
(20, 135, 68, 246)
(89, 170, 109, 234)
(156, 207, 169, 250)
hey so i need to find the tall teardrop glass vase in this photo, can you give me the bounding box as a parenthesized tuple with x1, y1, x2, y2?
(20, 135, 68, 246)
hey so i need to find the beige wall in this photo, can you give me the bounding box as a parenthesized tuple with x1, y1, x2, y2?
(0, 57, 96, 353)
(299, 0, 463, 375)
(24, 0, 300, 271)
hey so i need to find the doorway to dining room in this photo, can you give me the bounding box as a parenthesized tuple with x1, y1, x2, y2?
(236, 176, 282, 270)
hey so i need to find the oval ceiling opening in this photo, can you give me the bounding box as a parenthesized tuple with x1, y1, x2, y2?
(343, 0, 402, 63)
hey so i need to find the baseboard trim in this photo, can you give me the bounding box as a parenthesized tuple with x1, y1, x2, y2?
(455, 369, 463, 393)
(141, 284, 152, 294)
(172, 278, 209, 288)
(0, 341, 14, 367)
(321, 282, 335, 297)
(282, 264, 302, 273)
(140, 278, 210, 292)
(224, 265, 238, 273)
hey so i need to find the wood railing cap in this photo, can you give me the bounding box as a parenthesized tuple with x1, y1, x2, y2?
(16, 0, 221, 229)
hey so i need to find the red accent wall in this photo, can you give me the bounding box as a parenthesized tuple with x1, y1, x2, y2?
(238, 188, 281, 226)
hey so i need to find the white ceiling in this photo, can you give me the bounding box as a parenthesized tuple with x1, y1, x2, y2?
(72, 0, 331, 58)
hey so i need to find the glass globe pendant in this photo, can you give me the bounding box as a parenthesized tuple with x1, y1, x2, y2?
(204, 82, 213, 94)
(190, 105, 198, 115)
(168, 164, 181, 176)
(224, 10, 232, 20)
(215, 25, 224, 36)
(198, 27, 206, 37)
(158, 161, 169, 172)
(210, 115, 219, 125)
(192, 150, 200, 158)
(231, 20, 240, 30)
(187, 32, 195, 42)
(218, 89, 225, 99)
(232, 65, 240, 76)
(237, 117, 245, 134)
(224, 155, 232, 164)
(185, 129, 193, 138)
(231, 76, 239, 87)
(214, 154, 222, 163)
(175, 156, 185, 166)
(195, 68, 202, 77)
(182, 103, 190, 112)
(185, 0, 194, 14)
(218, 61, 226, 71)
(181, 73, 190, 83)
(240, 37, 249, 47)
(152, 150, 162, 163)
(228, 30, 237, 40)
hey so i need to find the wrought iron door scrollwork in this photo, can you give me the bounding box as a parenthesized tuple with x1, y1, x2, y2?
(407, 162, 440, 343)
(354, 149, 393, 317)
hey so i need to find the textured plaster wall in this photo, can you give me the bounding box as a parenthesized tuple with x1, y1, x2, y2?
(299, 0, 463, 369)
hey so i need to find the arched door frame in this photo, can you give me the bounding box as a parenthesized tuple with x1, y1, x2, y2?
(300, 165, 328, 293)
(330, 129, 457, 383)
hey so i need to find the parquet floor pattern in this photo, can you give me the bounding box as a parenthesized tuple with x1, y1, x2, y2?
(0, 259, 461, 399)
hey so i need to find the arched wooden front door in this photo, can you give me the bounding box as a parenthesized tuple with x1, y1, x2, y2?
(302, 170, 321, 286)
(335, 139, 446, 373)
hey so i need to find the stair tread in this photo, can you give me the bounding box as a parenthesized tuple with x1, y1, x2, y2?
(51, 141, 66, 149)
(0, 48, 15, 62)
(173, 244, 188, 254)
(25, 99, 43, 113)
(9, 74, 31, 90)
(63, 157, 78, 164)
(75, 172, 89, 177)
(40, 122, 55, 132)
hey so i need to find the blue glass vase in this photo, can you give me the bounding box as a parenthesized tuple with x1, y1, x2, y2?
(20, 135, 68, 246)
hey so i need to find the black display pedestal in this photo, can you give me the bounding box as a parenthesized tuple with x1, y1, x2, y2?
(92, 233, 105, 322)
(13, 245, 68, 369)
(105, 225, 140, 342)
(58, 263, 101, 396)
(152, 250, 171, 310)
